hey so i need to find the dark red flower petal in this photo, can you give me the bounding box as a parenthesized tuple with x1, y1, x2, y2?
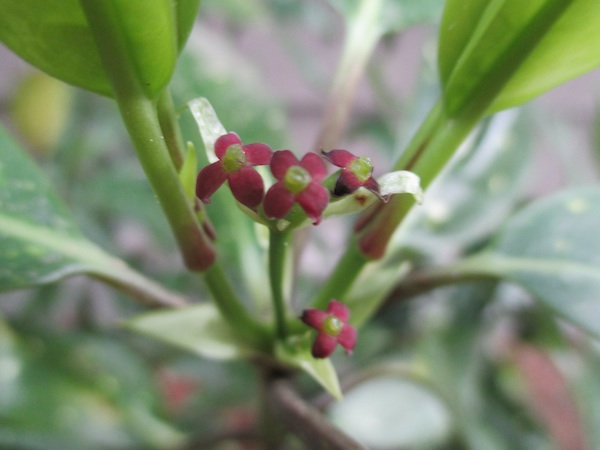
(296, 182, 329, 225)
(228, 167, 265, 210)
(196, 162, 227, 204)
(300, 152, 327, 181)
(263, 182, 296, 219)
(214, 132, 242, 159)
(312, 333, 338, 359)
(333, 170, 363, 196)
(337, 324, 357, 354)
(244, 143, 273, 166)
(322, 149, 355, 168)
(301, 309, 328, 329)
(327, 300, 350, 322)
(270, 150, 299, 180)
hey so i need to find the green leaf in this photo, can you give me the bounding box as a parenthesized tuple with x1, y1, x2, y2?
(446, 187, 600, 338)
(0, 0, 112, 96)
(0, 319, 182, 449)
(0, 0, 201, 98)
(175, 0, 203, 52)
(438, 0, 600, 116)
(276, 339, 343, 400)
(79, 0, 179, 99)
(0, 124, 185, 306)
(126, 304, 249, 360)
(491, 0, 600, 112)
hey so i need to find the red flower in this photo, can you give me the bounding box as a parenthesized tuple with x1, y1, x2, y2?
(301, 300, 357, 359)
(322, 149, 380, 197)
(196, 132, 272, 210)
(263, 150, 329, 225)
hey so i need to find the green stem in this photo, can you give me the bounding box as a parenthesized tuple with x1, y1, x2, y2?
(80, 1, 215, 271)
(269, 229, 291, 339)
(305, 102, 449, 311)
(204, 262, 272, 351)
(157, 89, 186, 170)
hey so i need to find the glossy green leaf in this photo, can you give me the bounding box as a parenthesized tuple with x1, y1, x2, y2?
(79, 0, 178, 99)
(276, 339, 343, 400)
(0, 124, 185, 305)
(491, 0, 600, 112)
(175, 0, 203, 52)
(445, 187, 600, 338)
(0, 0, 201, 98)
(438, 0, 600, 116)
(126, 304, 249, 360)
(0, 0, 112, 96)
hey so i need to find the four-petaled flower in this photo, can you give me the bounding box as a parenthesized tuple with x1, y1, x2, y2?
(196, 132, 272, 210)
(263, 150, 329, 225)
(301, 300, 357, 359)
(322, 149, 380, 198)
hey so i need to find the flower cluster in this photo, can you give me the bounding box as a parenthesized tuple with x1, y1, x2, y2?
(196, 132, 382, 226)
(301, 300, 357, 358)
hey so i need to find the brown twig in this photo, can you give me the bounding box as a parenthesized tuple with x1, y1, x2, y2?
(179, 428, 260, 450)
(266, 376, 367, 450)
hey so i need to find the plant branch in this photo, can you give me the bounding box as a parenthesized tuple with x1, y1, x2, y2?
(94, 263, 189, 309)
(179, 429, 259, 450)
(266, 375, 367, 450)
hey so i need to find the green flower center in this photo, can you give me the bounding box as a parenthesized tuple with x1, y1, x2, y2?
(284, 165, 311, 194)
(322, 316, 343, 337)
(221, 144, 247, 173)
(349, 157, 373, 182)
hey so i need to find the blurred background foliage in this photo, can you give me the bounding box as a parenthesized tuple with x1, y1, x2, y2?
(1, 0, 600, 448)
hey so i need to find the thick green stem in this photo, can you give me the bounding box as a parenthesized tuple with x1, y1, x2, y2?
(269, 230, 291, 339)
(306, 102, 449, 311)
(358, 105, 480, 258)
(204, 262, 272, 351)
(80, 1, 215, 271)
(308, 0, 574, 326)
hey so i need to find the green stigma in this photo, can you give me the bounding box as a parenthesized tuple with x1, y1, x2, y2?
(221, 144, 247, 173)
(322, 316, 343, 337)
(349, 157, 373, 182)
(284, 166, 311, 194)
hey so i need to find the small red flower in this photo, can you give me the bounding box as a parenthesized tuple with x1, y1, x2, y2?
(263, 150, 329, 225)
(322, 149, 380, 197)
(196, 132, 272, 210)
(301, 300, 357, 359)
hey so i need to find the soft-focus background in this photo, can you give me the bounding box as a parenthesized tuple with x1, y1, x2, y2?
(1, 1, 600, 449)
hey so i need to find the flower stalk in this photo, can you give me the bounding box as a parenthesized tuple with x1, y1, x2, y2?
(269, 229, 292, 339)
